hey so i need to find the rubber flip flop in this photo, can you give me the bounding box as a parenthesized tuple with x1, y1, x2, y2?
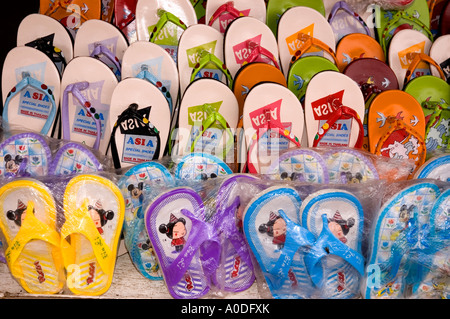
(0, 132, 52, 178)
(440, 0, 450, 35)
(0, 179, 65, 294)
(428, 0, 448, 38)
(135, 0, 197, 62)
(119, 162, 174, 280)
(375, 0, 431, 55)
(242, 82, 304, 174)
(106, 77, 171, 168)
(101, 0, 115, 22)
(343, 58, 399, 151)
(206, 0, 266, 34)
(175, 152, 233, 180)
(48, 142, 103, 175)
(177, 24, 227, 94)
(367, 90, 427, 172)
(277, 6, 336, 76)
(114, 0, 138, 43)
(144, 187, 221, 298)
(61, 174, 125, 296)
(17, 13, 74, 76)
(175, 78, 238, 162)
(414, 153, 450, 181)
(328, 0, 371, 43)
(388, 29, 433, 89)
(266, 0, 325, 36)
(303, 71, 365, 148)
(410, 188, 450, 299)
(121, 41, 179, 115)
(429, 34, 450, 83)
(322, 147, 379, 184)
(1, 46, 60, 137)
(404, 75, 449, 151)
(223, 16, 280, 78)
(265, 148, 329, 183)
(300, 188, 365, 298)
(336, 33, 385, 72)
(243, 186, 316, 298)
(363, 182, 440, 299)
(39, 0, 102, 37)
(212, 174, 259, 292)
(60, 56, 118, 154)
(74, 19, 129, 81)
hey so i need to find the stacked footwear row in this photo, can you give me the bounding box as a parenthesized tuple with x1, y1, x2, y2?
(0, 0, 448, 299)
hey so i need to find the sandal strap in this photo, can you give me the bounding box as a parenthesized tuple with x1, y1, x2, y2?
(328, 1, 371, 35)
(190, 50, 234, 89)
(404, 52, 446, 85)
(136, 66, 173, 114)
(208, 1, 244, 26)
(148, 10, 187, 43)
(242, 41, 280, 69)
(90, 43, 122, 78)
(290, 33, 338, 66)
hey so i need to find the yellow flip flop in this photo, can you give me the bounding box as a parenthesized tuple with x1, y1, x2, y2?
(61, 174, 125, 296)
(0, 179, 65, 294)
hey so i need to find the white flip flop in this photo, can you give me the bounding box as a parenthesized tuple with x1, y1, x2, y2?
(429, 34, 450, 83)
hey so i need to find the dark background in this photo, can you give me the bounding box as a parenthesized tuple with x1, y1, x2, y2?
(1, 2, 40, 109)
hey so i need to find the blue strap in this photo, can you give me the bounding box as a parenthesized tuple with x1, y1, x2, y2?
(136, 67, 173, 114)
(269, 209, 315, 290)
(305, 214, 365, 287)
(2, 73, 57, 135)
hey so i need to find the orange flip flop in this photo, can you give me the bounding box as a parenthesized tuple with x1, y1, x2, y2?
(367, 90, 426, 173)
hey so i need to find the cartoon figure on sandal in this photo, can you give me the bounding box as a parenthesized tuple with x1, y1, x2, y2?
(258, 212, 287, 250)
(4, 154, 24, 177)
(327, 211, 354, 244)
(6, 199, 33, 226)
(88, 200, 115, 235)
(159, 213, 187, 253)
(341, 172, 363, 184)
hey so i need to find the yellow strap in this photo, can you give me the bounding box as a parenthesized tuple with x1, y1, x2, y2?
(60, 199, 113, 276)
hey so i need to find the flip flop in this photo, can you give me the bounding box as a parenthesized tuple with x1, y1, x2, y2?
(177, 24, 228, 94)
(242, 82, 304, 174)
(60, 56, 118, 154)
(73, 19, 129, 81)
(106, 77, 171, 168)
(223, 16, 280, 79)
(39, 0, 102, 37)
(1, 46, 60, 137)
(303, 71, 365, 148)
(266, 0, 325, 37)
(414, 153, 450, 181)
(61, 174, 125, 296)
(428, 0, 448, 38)
(144, 187, 221, 298)
(429, 34, 450, 83)
(265, 148, 329, 183)
(243, 186, 316, 298)
(343, 58, 399, 151)
(300, 188, 365, 299)
(367, 90, 427, 172)
(135, 0, 197, 62)
(277, 6, 336, 76)
(387, 29, 433, 89)
(175, 152, 233, 180)
(410, 188, 450, 299)
(212, 174, 259, 292)
(0, 179, 65, 294)
(48, 142, 103, 175)
(119, 162, 174, 280)
(363, 182, 440, 299)
(375, 0, 431, 55)
(327, 0, 371, 43)
(121, 40, 179, 115)
(287, 56, 339, 105)
(336, 33, 385, 72)
(17, 13, 74, 76)
(175, 78, 238, 162)
(101, 0, 115, 22)
(322, 148, 379, 184)
(114, 0, 138, 43)
(440, 0, 450, 35)
(403, 75, 449, 151)
(205, 0, 266, 34)
(0, 132, 52, 178)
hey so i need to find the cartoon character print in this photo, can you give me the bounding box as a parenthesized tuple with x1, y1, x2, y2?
(6, 199, 32, 226)
(159, 213, 187, 253)
(327, 211, 354, 244)
(280, 172, 304, 181)
(88, 200, 115, 235)
(4, 154, 24, 176)
(259, 212, 287, 249)
(341, 172, 363, 184)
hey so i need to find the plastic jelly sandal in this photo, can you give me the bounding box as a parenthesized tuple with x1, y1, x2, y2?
(175, 152, 233, 180)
